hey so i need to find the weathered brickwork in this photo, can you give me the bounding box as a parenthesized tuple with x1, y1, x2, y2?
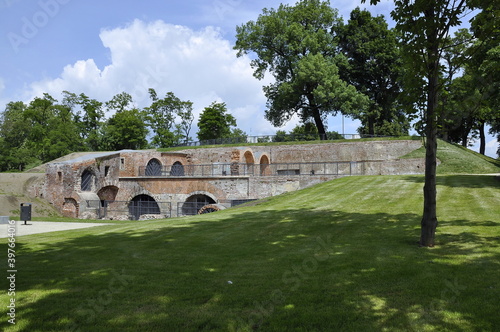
(41, 140, 424, 220)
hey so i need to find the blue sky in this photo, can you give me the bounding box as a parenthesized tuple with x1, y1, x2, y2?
(1, 0, 497, 157)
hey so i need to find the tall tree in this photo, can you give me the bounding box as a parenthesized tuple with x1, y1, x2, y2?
(0, 101, 33, 171)
(197, 102, 237, 141)
(23, 94, 83, 163)
(101, 108, 148, 151)
(105, 92, 133, 113)
(338, 8, 408, 136)
(365, 0, 477, 246)
(234, 0, 368, 139)
(62, 91, 104, 151)
(145, 89, 194, 148)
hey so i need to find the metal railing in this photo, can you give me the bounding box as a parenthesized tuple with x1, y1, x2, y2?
(85, 200, 171, 220)
(139, 161, 366, 177)
(178, 199, 257, 217)
(174, 133, 375, 147)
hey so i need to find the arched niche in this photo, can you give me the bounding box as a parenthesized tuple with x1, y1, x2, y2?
(145, 158, 162, 176)
(259, 154, 271, 176)
(170, 161, 185, 176)
(81, 169, 95, 192)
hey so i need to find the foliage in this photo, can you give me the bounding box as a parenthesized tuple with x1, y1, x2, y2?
(101, 108, 149, 151)
(338, 8, 409, 136)
(364, 0, 481, 247)
(197, 102, 237, 141)
(0, 94, 84, 171)
(62, 91, 104, 151)
(234, 0, 368, 139)
(145, 89, 194, 148)
(272, 123, 343, 142)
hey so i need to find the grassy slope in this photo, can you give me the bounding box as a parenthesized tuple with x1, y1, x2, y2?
(402, 139, 500, 174)
(1, 174, 499, 331)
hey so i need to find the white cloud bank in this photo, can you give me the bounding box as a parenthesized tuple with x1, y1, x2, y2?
(28, 19, 293, 136)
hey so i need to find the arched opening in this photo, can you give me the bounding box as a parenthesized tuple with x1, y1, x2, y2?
(243, 150, 255, 164)
(81, 169, 94, 191)
(97, 186, 119, 219)
(170, 161, 185, 176)
(129, 194, 160, 220)
(243, 150, 255, 175)
(145, 158, 162, 176)
(260, 155, 271, 176)
(182, 194, 216, 216)
(62, 198, 78, 218)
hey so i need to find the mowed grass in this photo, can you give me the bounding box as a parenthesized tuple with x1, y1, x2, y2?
(402, 139, 500, 174)
(1, 174, 499, 331)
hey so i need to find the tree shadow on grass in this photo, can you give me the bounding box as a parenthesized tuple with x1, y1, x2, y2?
(0, 208, 499, 331)
(403, 174, 500, 188)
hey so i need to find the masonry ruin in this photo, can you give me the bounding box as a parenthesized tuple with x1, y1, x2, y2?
(42, 140, 425, 220)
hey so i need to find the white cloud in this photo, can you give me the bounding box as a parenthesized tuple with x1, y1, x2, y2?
(27, 19, 276, 136)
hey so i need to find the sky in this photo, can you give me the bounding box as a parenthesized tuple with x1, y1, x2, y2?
(0, 0, 497, 157)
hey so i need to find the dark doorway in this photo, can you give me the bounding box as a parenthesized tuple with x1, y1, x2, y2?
(129, 194, 161, 220)
(181, 194, 216, 216)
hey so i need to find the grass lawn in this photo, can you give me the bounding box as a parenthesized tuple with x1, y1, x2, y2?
(1, 172, 499, 331)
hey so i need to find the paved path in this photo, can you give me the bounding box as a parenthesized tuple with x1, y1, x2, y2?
(0, 221, 111, 238)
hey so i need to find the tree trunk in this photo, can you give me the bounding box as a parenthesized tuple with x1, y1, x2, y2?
(420, 14, 439, 248)
(479, 120, 486, 155)
(310, 104, 327, 140)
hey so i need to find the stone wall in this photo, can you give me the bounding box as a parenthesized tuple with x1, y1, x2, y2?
(40, 140, 425, 219)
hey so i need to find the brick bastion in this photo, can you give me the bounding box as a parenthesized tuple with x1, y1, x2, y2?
(40, 140, 424, 220)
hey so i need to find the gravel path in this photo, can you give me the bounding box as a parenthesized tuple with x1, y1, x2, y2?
(0, 221, 111, 238)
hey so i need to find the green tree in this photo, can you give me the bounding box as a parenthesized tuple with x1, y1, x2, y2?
(62, 91, 104, 151)
(105, 92, 133, 113)
(101, 108, 148, 151)
(23, 94, 83, 163)
(197, 102, 237, 141)
(0, 101, 34, 171)
(338, 8, 408, 136)
(234, 0, 368, 140)
(365, 0, 485, 246)
(145, 89, 194, 148)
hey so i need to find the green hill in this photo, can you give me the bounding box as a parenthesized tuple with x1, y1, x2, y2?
(402, 139, 500, 174)
(1, 171, 499, 331)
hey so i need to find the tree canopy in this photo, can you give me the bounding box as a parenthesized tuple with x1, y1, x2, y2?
(364, 0, 495, 246)
(197, 102, 237, 141)
(234, 0, 368, 139)
(338, 8, 408, 136)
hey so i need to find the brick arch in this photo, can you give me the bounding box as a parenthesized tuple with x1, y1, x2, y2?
(259, 154, 271, 176)
(97, 186, 119, 201)
(182, 191, 218, 216)
(243, 150, 255, 164)
(129, 194, 160, 220)
(62, 198, 78, 218)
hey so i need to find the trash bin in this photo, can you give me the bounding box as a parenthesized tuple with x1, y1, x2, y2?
(20, 203, 32, 225)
